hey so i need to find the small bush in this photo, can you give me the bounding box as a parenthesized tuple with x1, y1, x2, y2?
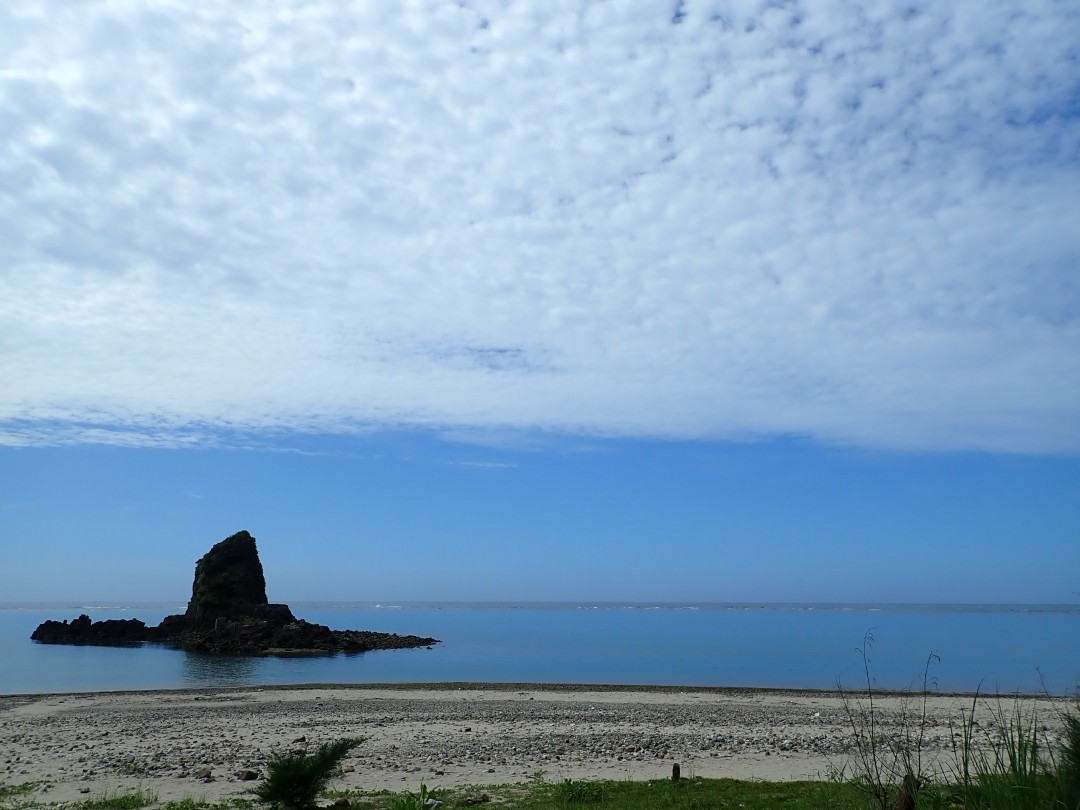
(255, 737, 363, 810)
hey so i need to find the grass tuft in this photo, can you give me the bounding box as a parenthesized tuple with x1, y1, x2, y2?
(1058, 701, 1080, 810)
(389, 782, 443, 810)
(80, 790, 158, 810)
(943, 693, 1066, 810)
(0, 785, 41, 800)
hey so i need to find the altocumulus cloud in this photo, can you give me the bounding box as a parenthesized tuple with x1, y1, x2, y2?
(1, 1, 1078, 453)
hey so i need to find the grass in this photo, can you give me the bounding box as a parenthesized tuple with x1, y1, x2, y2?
(80, 791, 158, 810)
(933, 692, 1080, 810)
(0, 787, 257, 810)
(0, 789, 161, 810)
(541, 777, 862, 808)
(1059, 707, 1080, 809)
(834, 630, 1080, 810)
(387, 781, 443, 810)
(0, 779, 863, 810)
(0, 785, 41, 799)
(162, 800, 254, 810)
(0, 783, 44, 810)
(282, 777, 866, 809)
(0, 766, 1077, 810)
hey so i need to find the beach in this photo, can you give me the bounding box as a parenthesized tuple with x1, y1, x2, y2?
(2, 684, 1071, 803)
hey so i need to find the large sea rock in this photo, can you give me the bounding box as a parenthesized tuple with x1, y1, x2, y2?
(185, 530, 272, 624)
(31, 531, 438, 656)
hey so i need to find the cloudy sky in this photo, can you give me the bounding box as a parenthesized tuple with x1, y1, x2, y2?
(2, 1, 1078, 603)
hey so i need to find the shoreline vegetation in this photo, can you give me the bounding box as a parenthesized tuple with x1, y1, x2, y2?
(2, 683, 1077, 809)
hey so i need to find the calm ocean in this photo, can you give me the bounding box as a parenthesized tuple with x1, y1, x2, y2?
(1, 602, 1077, 696)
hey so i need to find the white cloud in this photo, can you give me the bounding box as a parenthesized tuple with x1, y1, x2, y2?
(1, 0, 1077, 453)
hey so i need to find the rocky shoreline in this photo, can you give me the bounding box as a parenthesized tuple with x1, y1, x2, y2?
(30, 531, 438, 656)
(30, 614, 438, 656)
(1, 685, 1070, 803)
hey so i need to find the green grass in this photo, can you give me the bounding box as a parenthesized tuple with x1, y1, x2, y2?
(0, 770, 1076, 810)
(1059, 707, 1080, 810)
(931, 693, 1080, 810)
(0, 779, 861, 810)
(0, 788, 157, 810)
(537, 777, 862, 809)
(0, 785, 41, 800)
(162, 800, 254, 810)
(326, 777, 866, 809)
(80, 790, 158, 810)
(0, 783, 44, 810)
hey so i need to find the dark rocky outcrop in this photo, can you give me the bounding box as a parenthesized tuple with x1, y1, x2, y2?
(31, 531, 438, 656)
(185, 531, 270, 625)
(31, 615, 151, 646)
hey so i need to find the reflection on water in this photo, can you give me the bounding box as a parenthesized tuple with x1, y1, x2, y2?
(181, 652, 260, 687)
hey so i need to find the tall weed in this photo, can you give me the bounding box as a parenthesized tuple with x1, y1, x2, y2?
(944, 693, 1080, 810)
(839, 631, 937, 810)
(1054, 701, 1080, 810)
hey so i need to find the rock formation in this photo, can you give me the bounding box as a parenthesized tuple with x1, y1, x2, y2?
(31, 531, 438, 656)
(185, 530, 270, 624)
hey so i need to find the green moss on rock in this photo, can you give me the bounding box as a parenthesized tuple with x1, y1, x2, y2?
(185, 530, 269, 622)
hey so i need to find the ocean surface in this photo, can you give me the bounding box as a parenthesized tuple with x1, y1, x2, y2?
(1, 602, 1077, 696)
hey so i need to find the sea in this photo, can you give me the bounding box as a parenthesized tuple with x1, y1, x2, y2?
(1, 602, 1077, 697)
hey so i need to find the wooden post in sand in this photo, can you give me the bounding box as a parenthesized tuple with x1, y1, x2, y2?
(672, 763, 680, 781)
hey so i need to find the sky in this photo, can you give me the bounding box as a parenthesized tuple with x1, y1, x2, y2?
(1, 1, 1078, 604)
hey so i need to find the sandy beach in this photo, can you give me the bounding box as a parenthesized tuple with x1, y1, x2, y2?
(1, 685, 1071, 804)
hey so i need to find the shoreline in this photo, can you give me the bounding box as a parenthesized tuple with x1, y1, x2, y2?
(3, 678, 1071, 702)
(1, 684, 1072, 803)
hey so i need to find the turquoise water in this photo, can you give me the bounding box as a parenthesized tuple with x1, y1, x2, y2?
(1, 602, 1077, 695)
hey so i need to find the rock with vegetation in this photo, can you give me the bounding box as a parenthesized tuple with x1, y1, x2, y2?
(31, 530, 438, 655)
(185, 530, 270, 624)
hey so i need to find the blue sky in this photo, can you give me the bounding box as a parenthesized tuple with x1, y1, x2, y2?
(2, 437, 1079, 603)
(1, 1, 1078, 603)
